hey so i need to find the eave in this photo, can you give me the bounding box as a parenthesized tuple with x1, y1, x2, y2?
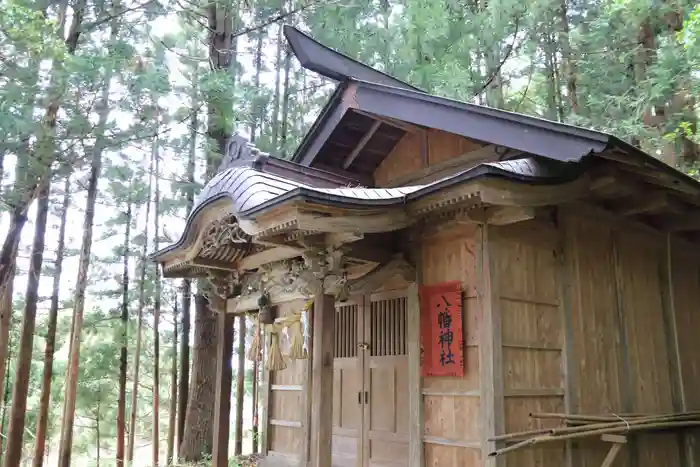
(283, 25, 421, 93)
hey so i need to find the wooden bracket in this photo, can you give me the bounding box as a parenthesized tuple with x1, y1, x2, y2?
(456, 206, 536, 226)
(600, 434, 627, 467)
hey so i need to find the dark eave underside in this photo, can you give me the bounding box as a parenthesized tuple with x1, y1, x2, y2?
(313, 110, 408, 176)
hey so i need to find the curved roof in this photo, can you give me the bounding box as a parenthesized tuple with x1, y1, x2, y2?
(151, 155, 579, 260)
(197, 156, 575, 218)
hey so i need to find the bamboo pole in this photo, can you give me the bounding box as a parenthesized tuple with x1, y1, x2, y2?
(530, 411, 700, 423)
(489, 420, 700, 457)
(491, 411, 700, 442)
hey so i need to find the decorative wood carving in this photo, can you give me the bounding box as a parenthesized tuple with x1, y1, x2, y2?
(348, 254, 416, 293)
(200, 214, 251, 257)
(234, 248, 348, 311)
(205, 271, 243, 312)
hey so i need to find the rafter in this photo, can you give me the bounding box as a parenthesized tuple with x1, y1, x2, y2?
(353, 109, 424, 133)
(343, 120, 381, 169)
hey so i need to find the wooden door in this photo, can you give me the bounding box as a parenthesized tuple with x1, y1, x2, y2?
(332, 300, 363, 467)
(362, 290, 409, 467)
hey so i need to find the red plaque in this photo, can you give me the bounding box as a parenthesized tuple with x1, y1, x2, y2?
(420, 281, 464, 377)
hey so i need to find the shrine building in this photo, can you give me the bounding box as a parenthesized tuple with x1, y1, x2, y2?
(152, 25, 700, 467)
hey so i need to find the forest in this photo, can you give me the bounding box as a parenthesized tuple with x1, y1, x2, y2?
(0, 0, 698, 464)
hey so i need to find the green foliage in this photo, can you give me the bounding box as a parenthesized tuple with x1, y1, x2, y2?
(0, 0, 698, 463)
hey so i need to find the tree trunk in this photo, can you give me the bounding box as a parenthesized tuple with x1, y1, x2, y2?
(234, 316, 246, 455)
(250, 30, 264, 143)
(178, 84, 198, 456)
(271, 22, 284, 148)
(280, 38, 292, 158)
(153, 127, 162, 467)
(96, 402, 101, 467)
(56, 129, 104, 467)
(0, 335, 12, 466)
(116, 188, 132, 467)
(167, 303, 178, 465)
(4, 178, 51, 466)
(557, 0, 578, 115)
(0, 0, 86, 297)
(0, 330, 13, 464)
(32, 174, 71, 467)
(178, 0, 238, 459)
(0, 269, 14, 454)
(127, 146, 155, 463)
(57, 8, 116, 461)
(178, 279, 191, 455)
(179, 294, 218, 461)
(543, 30, 559, 121)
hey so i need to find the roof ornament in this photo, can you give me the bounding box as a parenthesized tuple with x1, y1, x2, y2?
(218, 134, 270, 172)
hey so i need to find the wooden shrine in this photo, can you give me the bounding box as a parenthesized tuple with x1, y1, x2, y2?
(152, 25, 700, 467)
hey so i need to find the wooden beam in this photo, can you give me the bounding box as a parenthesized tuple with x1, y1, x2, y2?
(190, 257, 239, 272)
(660, 213, 700, 232)
(235, 290, 306, 313)
(385, 144, 504, 188)
(349, 255, 416, 294)
(600, 438, 625, 467)
(611, 160, 698, 196)
(611, 192, 669, 216)
(239, 245, 303, 271)
(353, 109, 423, 133)
(343, 120, 381, 169)
(477, 177, 589, 207)
(601, 434, 627, 444)
(309, 294, 335, 467)
(212, 303, 235, 467)
(407, 282, 424, 467)
(457, 206, 535, 226)
(296, 210, 411, 234)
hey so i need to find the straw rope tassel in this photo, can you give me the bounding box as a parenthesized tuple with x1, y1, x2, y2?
(266, 324, 287, 371)
(247, 316, 261, 362)
(287, 312, 306, 360)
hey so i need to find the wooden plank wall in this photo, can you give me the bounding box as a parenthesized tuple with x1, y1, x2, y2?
(420, 224, 482, 466)
(491, 220, 567, 467)
(558, 207, 698, 467)
(265, 299, 308, 466)
(670, 238, 700, 467)
(373, 129, 484, 186)
(486, 208, 700, 467)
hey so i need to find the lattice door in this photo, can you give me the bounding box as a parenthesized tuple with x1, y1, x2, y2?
(332, 300, 363, 467)
(362, 290, 409, 467)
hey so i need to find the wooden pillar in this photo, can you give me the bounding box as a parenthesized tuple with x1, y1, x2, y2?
(259, 332, 271, 455)
(301, 301, 314, 464)
(234, 315, 246, 455)
(557, 208, 578, 467)
(407, 282, 424, 467)
(310, 293, 335, 467)
(477, 224, 505, 467)
(212, 300, 235, 467)
(660, 234, 694, 467)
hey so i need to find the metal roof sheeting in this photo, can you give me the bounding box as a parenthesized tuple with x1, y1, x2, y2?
(191, 156, 573, 220)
